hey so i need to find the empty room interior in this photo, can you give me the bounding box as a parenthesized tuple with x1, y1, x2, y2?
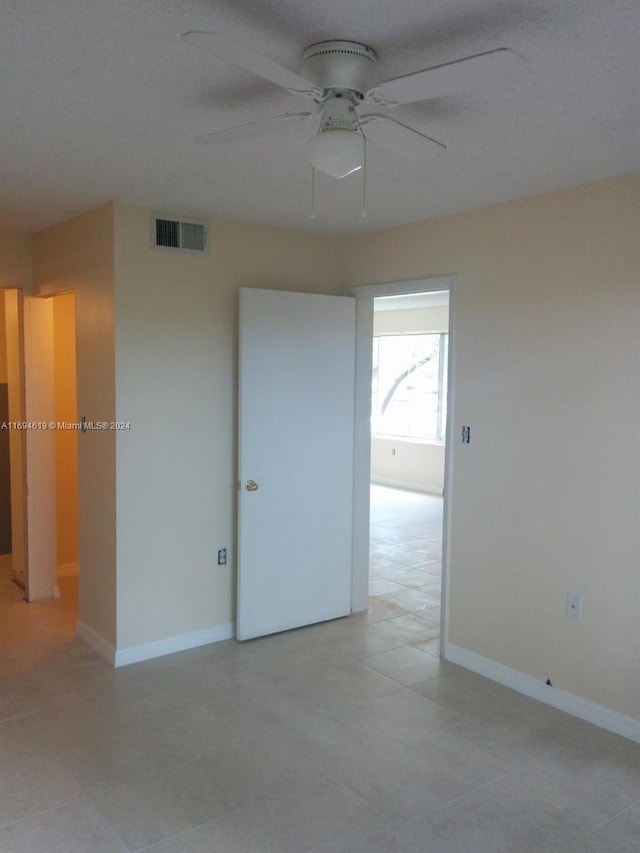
(0, 1, 638, 851)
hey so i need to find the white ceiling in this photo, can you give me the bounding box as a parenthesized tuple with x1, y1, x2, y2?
(2, 0, 639, 236)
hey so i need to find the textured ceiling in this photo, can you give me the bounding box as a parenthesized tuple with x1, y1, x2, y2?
(1, 0, 639, 235)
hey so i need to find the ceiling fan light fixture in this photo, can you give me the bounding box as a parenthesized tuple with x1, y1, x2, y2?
(306, 127, 364, 179)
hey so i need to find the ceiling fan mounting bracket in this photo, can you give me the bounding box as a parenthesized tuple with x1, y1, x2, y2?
(323, 88, 363, 103)
(301, 40, 377, 96)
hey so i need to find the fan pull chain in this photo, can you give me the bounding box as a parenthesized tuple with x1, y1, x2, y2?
(361, 134, 367, 218)
(310, 167, 316, 219)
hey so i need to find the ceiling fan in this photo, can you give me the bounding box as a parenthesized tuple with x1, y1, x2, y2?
(182, 31, 526, 179)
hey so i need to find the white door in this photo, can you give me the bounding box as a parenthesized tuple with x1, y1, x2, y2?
(237, 287, 356, 641)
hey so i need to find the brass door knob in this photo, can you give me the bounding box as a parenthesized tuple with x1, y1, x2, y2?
(245, 479, 259, 492)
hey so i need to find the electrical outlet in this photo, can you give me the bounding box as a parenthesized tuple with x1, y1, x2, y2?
(217, 548, 227, 566)
(566, 592, 582, 619)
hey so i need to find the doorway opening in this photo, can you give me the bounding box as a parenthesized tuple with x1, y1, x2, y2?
(0, 290, 79, 674)
(369, 290, 449, 655)
(349, 276, 454, 655)
(368, 291, 448, 652)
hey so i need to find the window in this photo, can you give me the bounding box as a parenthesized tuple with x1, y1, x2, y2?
(372, 333, 448, 442)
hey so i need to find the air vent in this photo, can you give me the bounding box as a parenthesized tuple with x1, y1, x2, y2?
(152, 215, 208, 254)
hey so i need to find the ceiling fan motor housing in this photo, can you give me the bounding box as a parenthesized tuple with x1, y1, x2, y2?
(320, 95, 360, 132)
(301, 40, 377, 96)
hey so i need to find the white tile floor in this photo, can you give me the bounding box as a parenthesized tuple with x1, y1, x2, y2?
(369, 485, 442, 654)
(0, 497, 638, 852)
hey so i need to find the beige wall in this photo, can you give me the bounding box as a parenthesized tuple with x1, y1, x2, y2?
(33, 204, 116, 640)
(345, 173, 640, 719)
(371, 439, 445, 495)
(113, 203, 346, 649)
(372, 303, 448, 493)
(53, 293, 78, 571)
(0, 234, 32, 291)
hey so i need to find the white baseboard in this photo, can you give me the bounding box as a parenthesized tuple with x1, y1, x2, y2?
(76, 620, 117, 665)
(114, 622, 236, 668)
(371, 475, 444, 496)
(77, 620, 236, 668)
(445, 642, 640, 744)
(57, 562, 78, 578)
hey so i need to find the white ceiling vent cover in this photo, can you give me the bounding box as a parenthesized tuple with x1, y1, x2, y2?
(152, 215, 208, 254)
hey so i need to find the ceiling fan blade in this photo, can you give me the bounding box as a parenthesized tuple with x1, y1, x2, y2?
(360, 114, 445, 160)
(196, 112, 314, 144)
(182, 31, 322, 98)
(366, 48, 527, 106)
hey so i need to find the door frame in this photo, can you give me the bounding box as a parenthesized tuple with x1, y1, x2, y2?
(0, 288, 29, 596)
(347, 276, 456, 656)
